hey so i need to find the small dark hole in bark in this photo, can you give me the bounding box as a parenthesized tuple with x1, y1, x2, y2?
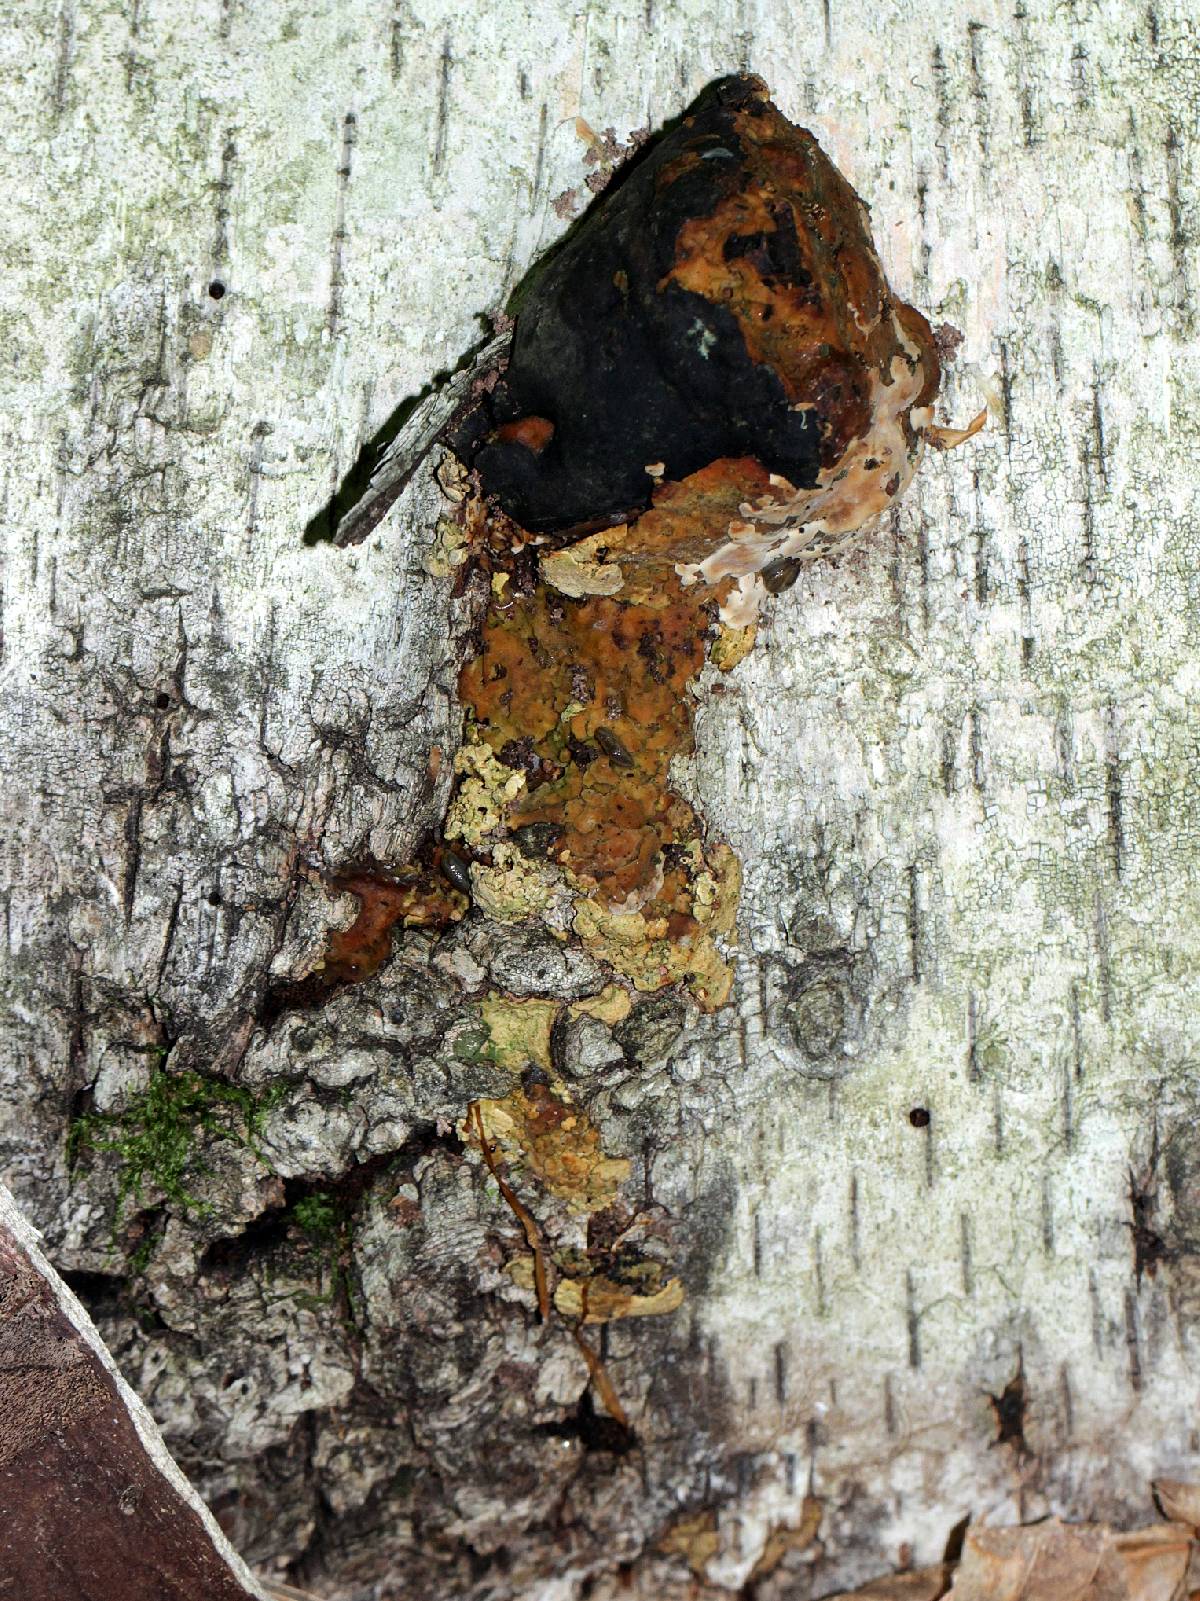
(908, 1106, 931, 1128)
(207, 890, 223, 906)
(987, 1359, 1027, 1452)
(537, 1390, 635, 1455)
(208, 279, 226, 300)
(154, 692, 171, 709)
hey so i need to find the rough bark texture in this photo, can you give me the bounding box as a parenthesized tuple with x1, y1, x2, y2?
(2, 2, 1199, 1598)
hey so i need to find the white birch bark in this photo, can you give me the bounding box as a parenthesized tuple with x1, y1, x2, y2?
(2, 1, 1198, 1596)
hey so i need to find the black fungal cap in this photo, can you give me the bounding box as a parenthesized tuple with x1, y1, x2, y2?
(453, 75, 825, 535)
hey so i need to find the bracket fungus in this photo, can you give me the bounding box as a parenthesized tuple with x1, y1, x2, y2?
(455, 72, 958, 626)
(440, 74, 971, 1005)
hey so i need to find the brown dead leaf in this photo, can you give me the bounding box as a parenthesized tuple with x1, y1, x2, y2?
(949, 1519, 1190, 1601)
(1113, 1525, 1193, 1601)
(950, 1521, 1123, 1601)
(1153, 1481, 1200, 1532)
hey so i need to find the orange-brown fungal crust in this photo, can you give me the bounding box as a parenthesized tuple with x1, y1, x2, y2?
(261, 864, 466, 1017)
(545, 457, 777, 603)
(472, 1083, 629, 1214)
(494, 415, 555, 455)
(460, 575, 708, 908)
(462, 577, 738, 1002)
(319, 866, 465, 983)
(452, 489, 741, 1006)
(579, 90, 948, 628)
(661, 109, 903, 472)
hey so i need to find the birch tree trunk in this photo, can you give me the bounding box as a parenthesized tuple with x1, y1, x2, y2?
(3, 2, 1199, 1597)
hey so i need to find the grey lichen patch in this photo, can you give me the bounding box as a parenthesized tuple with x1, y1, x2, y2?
(461, 919, 607, 1001)
(550, 1010, 627, 1086)
(253, 1087, 370, 1182)
(613, 991, 689, 1070)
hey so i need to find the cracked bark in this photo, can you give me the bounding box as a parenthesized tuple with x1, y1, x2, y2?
(3, 3, 1200, 1598)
